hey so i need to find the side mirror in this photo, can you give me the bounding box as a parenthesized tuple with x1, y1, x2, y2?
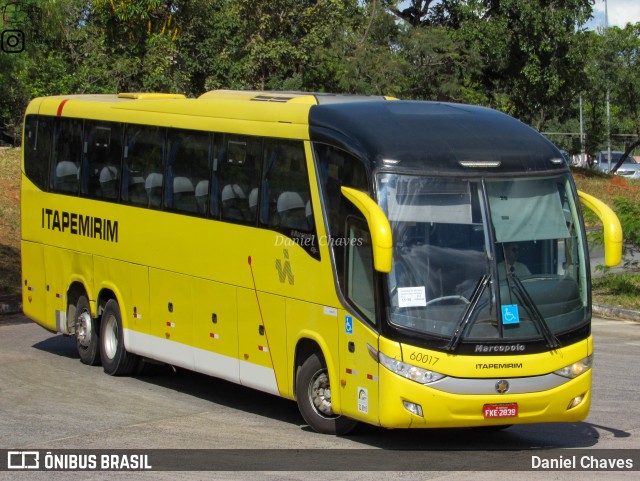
(578, 191, 623, 267)
(341, 186, 392, 273)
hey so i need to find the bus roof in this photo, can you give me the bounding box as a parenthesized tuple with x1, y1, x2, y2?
(198, 89, 391, 105)
(28, 90, 392, 132)
(309, 101, 567, 175)
(27, 91, 565, 174)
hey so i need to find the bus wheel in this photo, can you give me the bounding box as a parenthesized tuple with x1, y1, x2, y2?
(296, 352, 357, 435)
(100, 299, 138, 376)
(75, 295, 101, 366)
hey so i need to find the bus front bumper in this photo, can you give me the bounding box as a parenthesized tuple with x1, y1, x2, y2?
(377, 368, 592, 429)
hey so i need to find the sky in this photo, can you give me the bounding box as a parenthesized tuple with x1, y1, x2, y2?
(586, 0, 640, 29)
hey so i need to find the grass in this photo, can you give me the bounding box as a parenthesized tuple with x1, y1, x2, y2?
(572, 167, 640, 227)
(0, 149, 639, 310)
(0, 148, 21, 297)
(591, 274, 640, 311)
(572, 167, 640, 309)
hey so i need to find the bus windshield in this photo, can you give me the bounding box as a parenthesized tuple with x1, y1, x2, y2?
(377, 173, 588, 344)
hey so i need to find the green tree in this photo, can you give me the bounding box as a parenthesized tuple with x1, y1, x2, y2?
(231, 0, 362, 91)
(604, 24, 640, 172)
(1, 1, 78, 144)
(389, 0, 442, 27)
(335, 1, 407, 96)
(398, 24, 481, 101)
(579, 30, 608, 161)
(86, 0, 186, 92)
(172, 0, 243, 94)
(385, 1, 482, 102)
(447, 0, 593, 129)
(578, 24, 640, 169)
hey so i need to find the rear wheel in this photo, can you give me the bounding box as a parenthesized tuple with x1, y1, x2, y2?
(100, 299, 139, 376)
(295, 352, 357, 435)
(75, 295, 101, 366)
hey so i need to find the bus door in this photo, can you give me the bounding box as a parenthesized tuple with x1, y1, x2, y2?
(337, 220, 380, 423)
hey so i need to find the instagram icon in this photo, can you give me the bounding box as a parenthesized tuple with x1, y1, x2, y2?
(2, 1, 27, 53)
(2, 28, 24, 52)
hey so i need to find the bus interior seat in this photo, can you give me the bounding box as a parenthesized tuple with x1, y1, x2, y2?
(145, 173, 163, 208)
(277, 191, 307, 230)
(249, 188, 259, 218)
(127, 175, 146, 205)
(55, 161, 79, 193)
(221, 184, 249, 221)
(173, 176, 196, 212)
(99, 165, 119, 198)
(195, 180, 209, 214)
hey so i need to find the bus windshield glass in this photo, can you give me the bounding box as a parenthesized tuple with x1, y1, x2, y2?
(377, 173, 588, 343)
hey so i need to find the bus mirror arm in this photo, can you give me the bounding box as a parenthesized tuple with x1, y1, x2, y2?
(578, 191, 623, 267)
(341, 186, 393, 273)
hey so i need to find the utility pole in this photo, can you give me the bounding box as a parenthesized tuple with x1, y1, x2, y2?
(580, 96, 585, 166)
(606, 0, 612, 172)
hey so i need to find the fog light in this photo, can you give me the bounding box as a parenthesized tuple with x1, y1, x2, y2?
(567, 393, 586, 410)
(402, 400, 423, 417)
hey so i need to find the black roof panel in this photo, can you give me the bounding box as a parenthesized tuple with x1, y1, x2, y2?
(309, 101, 566, 175)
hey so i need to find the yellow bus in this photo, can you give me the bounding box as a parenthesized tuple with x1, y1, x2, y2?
(21, 90, 622, 434)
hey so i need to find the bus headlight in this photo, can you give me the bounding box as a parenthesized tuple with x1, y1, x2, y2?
(378, 351, 445, 384)
(554, 355, 593, 379)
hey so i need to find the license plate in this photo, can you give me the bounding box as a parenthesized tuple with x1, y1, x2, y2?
(483, 403, 518, 418)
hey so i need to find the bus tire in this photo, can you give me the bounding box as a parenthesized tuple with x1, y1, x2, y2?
(75, 295, 101, 366)
(295, 352, 357, 435)
(100, 299, 138, 376)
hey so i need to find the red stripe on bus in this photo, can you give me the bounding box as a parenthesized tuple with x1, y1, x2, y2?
(57, 99, 69, 116)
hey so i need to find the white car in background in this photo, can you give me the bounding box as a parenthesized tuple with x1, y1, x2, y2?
(595, 151, 640, 179)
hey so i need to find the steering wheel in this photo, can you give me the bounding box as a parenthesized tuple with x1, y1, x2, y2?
(425, 295, 470, 307)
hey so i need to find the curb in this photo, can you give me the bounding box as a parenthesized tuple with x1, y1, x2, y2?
(592, 303, 640, 323)
(0, 295, 22, 316)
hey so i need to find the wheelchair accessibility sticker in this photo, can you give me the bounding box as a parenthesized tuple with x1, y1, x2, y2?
(345, 316, 353, 335)
(501, 304, 520, 325)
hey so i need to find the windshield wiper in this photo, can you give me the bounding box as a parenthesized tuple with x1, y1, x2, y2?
(446, 275, 490, 351)
(509, 273, 562, 349)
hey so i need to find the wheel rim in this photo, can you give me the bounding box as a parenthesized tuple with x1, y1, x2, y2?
(103, 313, 118, 360)
(307, 368, 336, 419)
(76, 310, 92, 348)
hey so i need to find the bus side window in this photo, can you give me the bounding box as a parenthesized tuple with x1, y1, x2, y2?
(219, 135, 262, 224)
(262, 140, 312, 232)
(23, 115, 53, 191)
(346, 219, 376, 324)
(51, 118, 84, 195)
(82, 121, 124, 200)
(208, 134, 225, 218)
(165, 129, 211, 215)
(122, 125, 165, 208)
(314, 144, 370, 285)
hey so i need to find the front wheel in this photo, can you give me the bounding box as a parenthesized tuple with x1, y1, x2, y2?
(100, 299, 139, 376)
(295, 352, 357, 435)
